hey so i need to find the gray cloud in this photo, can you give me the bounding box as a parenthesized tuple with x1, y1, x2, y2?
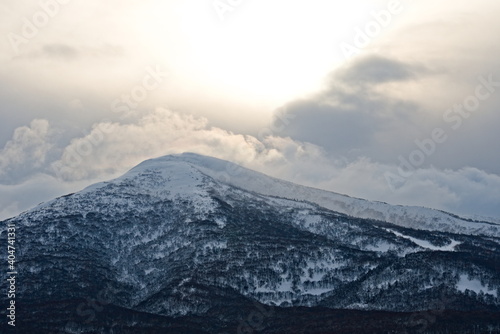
(273, 54, 500, 175)
(337, 55, 421, 86)
(273, 55, 424, 160)
(42, 43, 79, 60)
(0, 173, 92, 221)
(12, 43, 125, 61)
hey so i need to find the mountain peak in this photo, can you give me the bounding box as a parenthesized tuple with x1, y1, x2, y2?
(128, 152, 500, 237)
(131, 152, 248, 176)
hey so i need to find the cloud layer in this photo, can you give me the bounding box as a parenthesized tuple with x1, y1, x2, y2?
(1, 107, 500, 221)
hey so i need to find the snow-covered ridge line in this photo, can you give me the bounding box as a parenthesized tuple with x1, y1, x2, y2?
(12, 152, 499, 238)
(163, 153, 500, 237)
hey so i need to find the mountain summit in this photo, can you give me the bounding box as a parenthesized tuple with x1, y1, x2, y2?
(2, 153, 499, 333)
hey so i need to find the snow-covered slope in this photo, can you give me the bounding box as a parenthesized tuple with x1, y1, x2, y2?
(31, 157, 218, 220)
(140, 153, 500, 238)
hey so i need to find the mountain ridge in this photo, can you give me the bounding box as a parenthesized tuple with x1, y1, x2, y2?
(80, 152, 500, 236)
(2, 152, 499, 333)
(22, 152, 500, 237)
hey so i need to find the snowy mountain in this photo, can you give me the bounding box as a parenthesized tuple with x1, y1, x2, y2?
(168, 153, 500, 237)
(1, 153, 499, 333)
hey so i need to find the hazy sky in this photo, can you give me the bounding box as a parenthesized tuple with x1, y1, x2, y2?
(1, 0, 500, 220)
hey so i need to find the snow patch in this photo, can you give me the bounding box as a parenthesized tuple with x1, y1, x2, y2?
(456, 274, 498, 297)
(365, 241, 393, 253)
(215, 218, 226, 229)
(384, 228, 461, 251)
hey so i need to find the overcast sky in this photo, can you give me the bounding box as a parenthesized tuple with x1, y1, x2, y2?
(1, 0, 500, 220)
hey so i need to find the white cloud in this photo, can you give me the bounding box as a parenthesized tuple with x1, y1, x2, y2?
(0, 119, 54, 183)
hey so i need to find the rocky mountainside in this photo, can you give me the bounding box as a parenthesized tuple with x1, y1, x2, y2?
(1, 153, 499, 333)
